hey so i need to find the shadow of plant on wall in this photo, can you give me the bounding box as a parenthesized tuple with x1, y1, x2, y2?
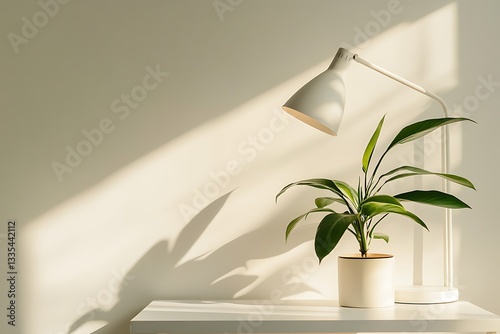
(68, 191, 315, 334)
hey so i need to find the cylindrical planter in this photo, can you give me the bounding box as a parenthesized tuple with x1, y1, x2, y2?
(338, 253, 395, 308)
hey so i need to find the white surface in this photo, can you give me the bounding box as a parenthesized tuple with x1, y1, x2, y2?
(130, 300, 500, 334)
(396, 286, 459, 304)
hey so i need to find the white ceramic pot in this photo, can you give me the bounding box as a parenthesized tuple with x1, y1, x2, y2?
(338, 253, 395, 308)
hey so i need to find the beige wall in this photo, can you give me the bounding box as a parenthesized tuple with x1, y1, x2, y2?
(1, 1, 499, 333)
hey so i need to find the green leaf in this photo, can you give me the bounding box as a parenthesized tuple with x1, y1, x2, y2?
(304, 207, 335, 219)
(386, 117, 475, 152)
(362, 115, 385, 173)
(315, 197, 344, 208)
(276, 179, 358, 214)
(315, 212, 357, 263)
(285, 208, 335, 241)
(380, 166, 475, 190)
(276, 178, 345, 202)
(285, 214, 306, 241)
(360, 202, 428, 230)
(373, 232, 389, 243)
(361, 195, 404, 207)
(394, 190, 471, 209)
(370, 117, 475, 190)
(332, 180, 358, 206)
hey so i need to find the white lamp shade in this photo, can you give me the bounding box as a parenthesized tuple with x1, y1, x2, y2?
(282, 48, 354, 136)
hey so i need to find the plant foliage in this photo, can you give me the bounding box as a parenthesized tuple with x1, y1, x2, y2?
(276, 116, 475, 262)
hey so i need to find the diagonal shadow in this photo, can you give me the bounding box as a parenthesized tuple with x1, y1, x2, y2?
(68, 191, 232, 334)
(68, 190, 316, 334)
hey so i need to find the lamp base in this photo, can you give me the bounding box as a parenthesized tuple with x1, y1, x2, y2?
(395, 286, 459, 304)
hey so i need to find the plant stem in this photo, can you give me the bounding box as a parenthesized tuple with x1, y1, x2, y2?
(368, 150, 390, 193)
(364, 170, 368, 196)
(358, 217, 369, 256)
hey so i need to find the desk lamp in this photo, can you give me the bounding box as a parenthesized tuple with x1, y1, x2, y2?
(283, 47, 458, 304)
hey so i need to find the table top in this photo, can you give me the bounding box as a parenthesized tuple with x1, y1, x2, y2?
(130, 299, 500, 334)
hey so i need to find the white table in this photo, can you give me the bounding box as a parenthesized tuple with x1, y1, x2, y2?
(130, 300, 500, 334)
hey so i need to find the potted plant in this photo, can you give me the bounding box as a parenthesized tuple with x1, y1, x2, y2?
(276, 116, 475, 307)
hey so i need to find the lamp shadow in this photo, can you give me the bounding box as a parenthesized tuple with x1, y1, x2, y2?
(68, 190, 315, 334)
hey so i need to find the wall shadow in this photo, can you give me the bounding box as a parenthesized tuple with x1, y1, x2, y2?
(68, 190, 315, 334)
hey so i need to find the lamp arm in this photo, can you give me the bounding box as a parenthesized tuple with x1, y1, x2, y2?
(353, 54, 454, 288)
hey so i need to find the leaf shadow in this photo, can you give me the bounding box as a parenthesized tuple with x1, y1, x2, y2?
(68, 190, 316, 334)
